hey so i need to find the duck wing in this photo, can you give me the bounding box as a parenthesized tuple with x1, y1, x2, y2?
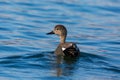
(62, 43, 80, 57)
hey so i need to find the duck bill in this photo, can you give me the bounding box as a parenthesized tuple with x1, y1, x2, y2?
(46, 31, 54, 35)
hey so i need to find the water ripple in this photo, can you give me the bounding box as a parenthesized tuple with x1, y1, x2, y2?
(0, 0, 120, 80)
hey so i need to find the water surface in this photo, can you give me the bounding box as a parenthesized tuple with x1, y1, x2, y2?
(0, 0, 120, 80)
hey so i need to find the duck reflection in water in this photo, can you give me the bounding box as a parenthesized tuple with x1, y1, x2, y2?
(55, 55, 79, 77)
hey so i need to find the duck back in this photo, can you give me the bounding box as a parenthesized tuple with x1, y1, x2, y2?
(61, 43, 80, 57)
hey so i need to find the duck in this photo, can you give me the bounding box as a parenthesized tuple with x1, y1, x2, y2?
(47, 25, 80, 57)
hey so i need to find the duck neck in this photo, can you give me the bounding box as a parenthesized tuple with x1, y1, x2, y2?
(60, 35, 66, 43)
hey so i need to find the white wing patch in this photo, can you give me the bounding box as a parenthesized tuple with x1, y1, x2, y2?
(62, 47, 66, 51)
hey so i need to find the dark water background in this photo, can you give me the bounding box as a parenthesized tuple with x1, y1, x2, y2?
(0, 0, 120, 80)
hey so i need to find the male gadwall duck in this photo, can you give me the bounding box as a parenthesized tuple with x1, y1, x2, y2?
(47, 25, 80, 57)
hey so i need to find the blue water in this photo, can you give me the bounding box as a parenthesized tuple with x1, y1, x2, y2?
(0, 0, 120, 80)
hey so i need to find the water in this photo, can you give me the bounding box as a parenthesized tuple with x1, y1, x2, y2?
(0, 0, 120, 80)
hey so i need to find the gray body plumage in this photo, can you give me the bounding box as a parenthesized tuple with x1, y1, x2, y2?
(55, 42, 80, 57)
